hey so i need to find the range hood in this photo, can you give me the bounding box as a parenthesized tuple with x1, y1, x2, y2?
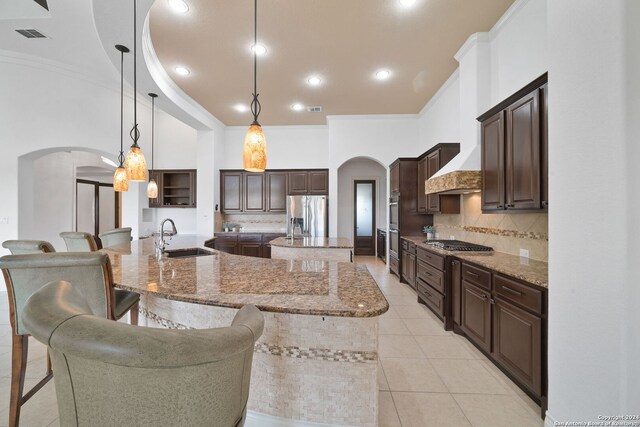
(425, 145, 482, 195)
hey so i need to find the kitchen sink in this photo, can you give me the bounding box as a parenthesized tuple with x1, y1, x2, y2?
(165, 248, 215, 258)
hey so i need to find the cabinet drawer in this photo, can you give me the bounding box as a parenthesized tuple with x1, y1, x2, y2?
(239, 233, 263, 243)
(214, 234, 238, 243)
(417, 278, 445, 317)
(389, 254, 399, 274)
(401, 239, 409, 251)
(408, 241, 416, 253)
(494, 274, 543, 315)
(417, 260, 445, 294)
(417, 247, 445, 270)
(462, 263, 492, 291)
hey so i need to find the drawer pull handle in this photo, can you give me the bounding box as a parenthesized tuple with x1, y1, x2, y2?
(501, 286, 524, 297)
(467, 287, 488, 301)
(467, 271, 479, 277)
(425, 271, 432, 276)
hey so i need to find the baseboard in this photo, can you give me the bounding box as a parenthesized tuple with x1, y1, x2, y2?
(544, 410, 557, 427)
(245, 411, 351, 427)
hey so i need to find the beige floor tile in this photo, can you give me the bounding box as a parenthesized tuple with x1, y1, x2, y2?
(378, 335, 425, 358)
(379, 306, 400, 320)
(379, 283, 415, 297)
(429, 359, 513, 395)
(378, 318, 411, 335)
(47, 419, 60, 427)
(385, 294, 419, 306)
(393, 392, 472, 427)
(402, 317, 451, 336)
(395, 304, 434, 319)
(453, 394, 544, 427)
(380, 358, 447, 392)
(378, 392, 401, 427)
(378, 360, 389, 391)
(453, 335, 488, 360)
(415, 335, 476, 359)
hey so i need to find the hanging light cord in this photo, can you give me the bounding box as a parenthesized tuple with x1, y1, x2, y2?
(151, 95, 155, 171)
(118, 48, 125, 167)
(250, 0, 261, 125)
(129, 0, 141, 148)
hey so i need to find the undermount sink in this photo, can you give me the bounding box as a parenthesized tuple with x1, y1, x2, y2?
(165, 248, 215, 258)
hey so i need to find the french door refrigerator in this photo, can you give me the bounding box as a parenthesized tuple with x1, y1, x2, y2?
(286, 195, 328, 238)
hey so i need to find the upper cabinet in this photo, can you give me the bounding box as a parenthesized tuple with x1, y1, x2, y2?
(221, 169, 328, 213)
(417, 143, 461, 214)
(478, 73, 548, 213)
(148, 169, 197, 208)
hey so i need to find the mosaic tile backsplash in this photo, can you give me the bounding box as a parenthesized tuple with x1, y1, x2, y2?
(433, 193, 548, 261)
(221, 213, 287, 232)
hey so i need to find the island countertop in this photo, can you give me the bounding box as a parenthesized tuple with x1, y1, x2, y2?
(105, 235, 387, 317)
(269, 236, 353, 249)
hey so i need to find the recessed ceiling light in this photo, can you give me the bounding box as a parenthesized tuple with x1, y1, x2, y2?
(175, 66, 190, 76)
(375, 69, 391, 80)
(291, 103, 305, 111)
(252, 44, 267, 56)
(168, 0, 189, 13)
(307, 76, 322, 86)
(234, 104, 249, 113)
(399, 0, 417, 6)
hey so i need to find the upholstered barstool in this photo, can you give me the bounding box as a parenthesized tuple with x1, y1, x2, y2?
(59, 232, 99, 252)
(2, 240, 56, 254)
(22, 281, 264, 427)
(0, 252, 140, 427)
(98, 227, 132, 249)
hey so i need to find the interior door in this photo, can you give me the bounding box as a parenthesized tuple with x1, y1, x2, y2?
(76, 179, 119, 237)
(76, 181, 96, 234)
(353, 180, 376, 256)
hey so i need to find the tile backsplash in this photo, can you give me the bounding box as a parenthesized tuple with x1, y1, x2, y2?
(433, 193, 548, 261)
(220, 213, 287, 232)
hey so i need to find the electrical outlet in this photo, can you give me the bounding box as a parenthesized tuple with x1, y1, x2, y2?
(520, 249, 529, 258)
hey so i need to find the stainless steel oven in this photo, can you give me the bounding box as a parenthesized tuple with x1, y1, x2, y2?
(389, 196, 399, 231)
(388, 229, 399, 258)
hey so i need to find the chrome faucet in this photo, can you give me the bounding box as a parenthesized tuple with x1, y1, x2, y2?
(156, 218, 177, 254)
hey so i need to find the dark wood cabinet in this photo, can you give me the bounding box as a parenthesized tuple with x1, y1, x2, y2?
(506, 89, 540, 210)
(376, 229, 386, 262)
(288, 170, 328, 195)
(481, 111, 506, 211)
(262, 233, 285, 258)
(221, 171, 243, 212)
(214, 232, 285, 258)
(149, 169, 197, 208)
(389, 253, 399, 276)
(417, 158, 428, 213)
(478, 73, 547, 213)
(390, 163, 400, 194)
(416, 143, 460, 214)
(213, 234, 239, 254)
(244, 173, 265, 212)
(239, 234, 263, 257)
(426, 151, 441, 212)
(288, 171, 308, 195)
(401, 239, 416, 289)
(451, 258, 462, 326)
(266, 172, 287, 212)
(461, 279, 492, 353)
(309, 171, 329, 194)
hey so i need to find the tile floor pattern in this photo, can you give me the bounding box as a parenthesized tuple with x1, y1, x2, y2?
(0, 256, 544, 426)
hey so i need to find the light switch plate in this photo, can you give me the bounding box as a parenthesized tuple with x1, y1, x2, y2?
(520, 248, 529, 258)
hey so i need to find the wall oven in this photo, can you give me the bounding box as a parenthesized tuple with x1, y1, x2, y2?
(389, 196, 399, 231)
(388, 229, 399, 259)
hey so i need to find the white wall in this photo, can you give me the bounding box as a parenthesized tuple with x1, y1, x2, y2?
(546, 0, 640, 422)
(417, 71, 461, 151)
(337, 158, 387, 241)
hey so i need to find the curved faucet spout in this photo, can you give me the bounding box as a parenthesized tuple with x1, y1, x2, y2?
(157, 218, 178, 254)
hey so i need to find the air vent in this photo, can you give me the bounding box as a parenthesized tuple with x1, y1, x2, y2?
(15, 29, 48, 39)
(306, 106, 323, 113)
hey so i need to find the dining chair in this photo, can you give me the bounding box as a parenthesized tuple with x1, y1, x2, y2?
(98, 227, 132, 249)
(0, 252, 140, 427)
(2, 240, 56, 254)
(59, 232, 99, 252)
(22, 280, 264, 427)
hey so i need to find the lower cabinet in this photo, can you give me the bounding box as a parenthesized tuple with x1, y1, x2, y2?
(213, 235, 239, 254)
(213, 233, 285, 258)
(401, 239, 417, 289)
(376, 229, 386, 262)
(239, 234, 263, 258)
(262, 233, 286, 259)
(461, 280, 492, 353)
(389, 253, 400, 276)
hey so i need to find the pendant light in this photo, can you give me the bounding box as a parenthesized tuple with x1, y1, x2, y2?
(124, 0, 148, 181)
(114, 44, 130, 192)
(146, 93, 158, 198)
(243, 0, 267, 172)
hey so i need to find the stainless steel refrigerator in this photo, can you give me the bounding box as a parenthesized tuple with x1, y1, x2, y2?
(286, 195, 328, 238)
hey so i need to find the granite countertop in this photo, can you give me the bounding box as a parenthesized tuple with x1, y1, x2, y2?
(401, 235, 548, 288)
(270, 237, 353, 249)
(105, 235, 386, 317)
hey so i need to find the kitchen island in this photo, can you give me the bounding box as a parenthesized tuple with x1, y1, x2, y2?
(104, 235, 387, 427)
(270, 236, 353, 262)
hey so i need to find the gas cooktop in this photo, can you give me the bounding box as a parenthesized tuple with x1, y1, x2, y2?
(425, 240, 493, 252)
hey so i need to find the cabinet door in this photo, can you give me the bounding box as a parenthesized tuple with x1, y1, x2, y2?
(481, 111, 506, 211)
(493, 298, 542, 395)
(288, 171, 308, 195)
(451, 259, 462, 326)
(426, 151, 441, 212)
(540, 84, 548, 209)
(244, 173, 265, 212)
(505, 89, 540, 210)
(417, 158, 428, 213)
(266, 172, 288, 212)
(221, 172, 243, 212)
(461, 280, 492, 352)
(309, 170, 328, 194)
(390, 163, 400, 194)
(408, 253, 416, 287)
(401, 250, 410, 283)
(239, 243, 262, 258)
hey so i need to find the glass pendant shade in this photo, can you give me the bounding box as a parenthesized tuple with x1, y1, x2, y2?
(146, 178, 158, 198)
(125, 146, 147, 181)
(243, 123, 267, 172)
(114, 167, 129, 192)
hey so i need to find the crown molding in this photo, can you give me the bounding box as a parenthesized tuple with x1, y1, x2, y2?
(326, 114, 419, 122)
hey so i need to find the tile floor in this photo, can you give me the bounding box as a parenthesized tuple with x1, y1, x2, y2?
(0, 256, 544, 427)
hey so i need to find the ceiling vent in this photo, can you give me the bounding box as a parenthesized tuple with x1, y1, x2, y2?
(15, 29, 48, 39)
(306, 106, 322, 113)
